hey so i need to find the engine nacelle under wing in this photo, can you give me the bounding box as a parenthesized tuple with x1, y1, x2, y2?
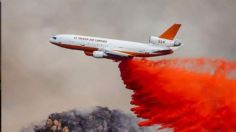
(92, 51, 107, 58)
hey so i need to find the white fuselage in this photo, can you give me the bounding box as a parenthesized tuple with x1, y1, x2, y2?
(49, 34, 174, 59)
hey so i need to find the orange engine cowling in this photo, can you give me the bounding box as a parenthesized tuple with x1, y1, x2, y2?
(84, 51, 93, 56)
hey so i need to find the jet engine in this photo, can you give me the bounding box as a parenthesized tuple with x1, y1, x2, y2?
(173, 40, 182, 46)
(149, 36, 181, 47)
(92, 51, 107, 58)
(149, 36, 160, 44)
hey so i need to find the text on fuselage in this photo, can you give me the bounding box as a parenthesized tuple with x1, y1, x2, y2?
(74, 36, 108, 43)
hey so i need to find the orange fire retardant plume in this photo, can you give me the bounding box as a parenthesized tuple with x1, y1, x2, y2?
(119, 58, 236, 131)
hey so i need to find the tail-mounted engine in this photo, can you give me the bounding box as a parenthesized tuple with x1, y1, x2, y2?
(149, 36, 181, 47)
(92, 51, 107, 58)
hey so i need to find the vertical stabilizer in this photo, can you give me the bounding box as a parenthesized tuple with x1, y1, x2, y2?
(159, 24, 181, 40)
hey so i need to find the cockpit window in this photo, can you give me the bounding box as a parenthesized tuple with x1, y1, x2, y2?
(52, 37, 57, 39)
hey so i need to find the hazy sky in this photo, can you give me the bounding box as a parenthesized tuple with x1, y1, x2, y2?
(2, 0, 236, 131)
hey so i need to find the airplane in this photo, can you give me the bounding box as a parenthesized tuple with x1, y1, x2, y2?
(49, 24, 182, 60)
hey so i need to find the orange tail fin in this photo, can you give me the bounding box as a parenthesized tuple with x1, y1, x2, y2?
(159, 24, 181, 40)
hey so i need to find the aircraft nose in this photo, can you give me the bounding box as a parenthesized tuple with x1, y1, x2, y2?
(49, 36, 57, 44)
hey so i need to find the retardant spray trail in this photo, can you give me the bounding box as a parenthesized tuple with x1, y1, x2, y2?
(119, 58, 236, 131)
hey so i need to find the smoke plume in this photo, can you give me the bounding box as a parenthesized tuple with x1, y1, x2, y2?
(21, 106, 155, 132)
(119, 58, 236, 131)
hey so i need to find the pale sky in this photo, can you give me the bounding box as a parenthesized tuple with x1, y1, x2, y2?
(2, 0, 236, 131)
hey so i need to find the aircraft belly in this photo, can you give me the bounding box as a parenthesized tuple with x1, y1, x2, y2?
(117, 50, 173, 57)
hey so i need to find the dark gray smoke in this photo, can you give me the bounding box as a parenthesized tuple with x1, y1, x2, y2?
(21, 106, 156, 132)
